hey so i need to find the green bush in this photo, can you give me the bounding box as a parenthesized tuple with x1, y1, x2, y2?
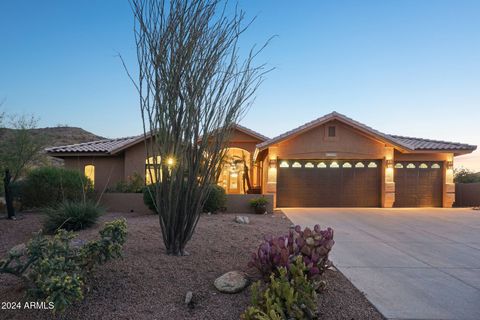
(203, 184, 226, 213)
(249, 197, 269, 208)
(454, 168, 480, 183)
(143, 184, 157, 213)
(0, 219, 127, 314)
(19, 167, 93, 208)
(107, 173, 144, 193)
(43, 200, 104, 233)
(242, 257, 318, 320)
(143, 183, 226, 214)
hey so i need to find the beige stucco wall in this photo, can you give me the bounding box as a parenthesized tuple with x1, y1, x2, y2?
(263, 120, 456, 208)
(63, 156, 124, 192)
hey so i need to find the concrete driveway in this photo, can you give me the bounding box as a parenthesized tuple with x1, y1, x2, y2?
(282, 208, 480, 320)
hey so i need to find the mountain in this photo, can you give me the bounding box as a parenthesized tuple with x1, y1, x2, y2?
(0, 126, 105, 167)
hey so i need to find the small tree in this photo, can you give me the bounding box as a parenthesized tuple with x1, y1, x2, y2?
(128, 0, 268, 255)
(0, 113, 47, 219)
(454, 168, 480, 183)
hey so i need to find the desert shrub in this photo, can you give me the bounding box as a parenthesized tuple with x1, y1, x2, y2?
(19, 167, 93, 208)
(107, 173, 144, 193)
(242, 257, 318, 320)
(43, 200, 104, 233)
(203, 184, 226, 213)
(143, 183, 227, 214)
(249, 197, 269, 208)
(143, 184, 157, 213)
(454, 168, 480, 183)
(0, 219, 127, 314)
(248, 225, 335, 280)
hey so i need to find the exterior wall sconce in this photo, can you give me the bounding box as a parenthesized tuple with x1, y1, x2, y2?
(386, 159, 394, 169)
(446, 161, 453, 170)
(269, 159, 276, 168)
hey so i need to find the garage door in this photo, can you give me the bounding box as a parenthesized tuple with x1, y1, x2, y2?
(277, 160, 381, 207)
(394, 161, 443, 207)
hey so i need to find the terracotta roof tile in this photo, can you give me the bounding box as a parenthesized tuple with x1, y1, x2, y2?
(45, 135, 142, 154)
(389, 135, 476, 151)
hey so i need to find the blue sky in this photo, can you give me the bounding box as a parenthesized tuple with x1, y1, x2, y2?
(0, 1, 479, 169)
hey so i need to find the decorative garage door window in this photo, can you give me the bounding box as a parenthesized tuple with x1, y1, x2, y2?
(279, 161, 289, 168)
(317, 162, 327, 168)
(395, 163, 403, 168)
(292, 161, 302, 168)
(406, 163, 416, 169)
(368, 162, 378, 168)
(330, 161, 339, 168)
(305, 162, 314, 168)
(431, 163, 441, 169)
(343, 162, 352, 168)
(355, 162, 365, 168)
(419, 163, 428, 169)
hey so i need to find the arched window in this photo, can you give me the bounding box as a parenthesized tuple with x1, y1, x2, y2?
(317, 162, 327, 168)
(431, 163, 441, 169)
(367, 162, 378, 168)
(279, 161, 289, 168)
(305, 162, 314, 168)
(292, 162, 302, 168)
(419, 163, 428, 169)
(343, 162, 352, 168)
(355, 162, 365, 168)
(330, 161, 339, 168)
(146, 156, 161, 184)
(394, 163, 404, 169)
(406, 163, 416, 169)
(84, 165, 95, 187)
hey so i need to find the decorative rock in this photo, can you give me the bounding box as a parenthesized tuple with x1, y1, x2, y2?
(214, 271, 249, 293)
(234, 216, 250, 224)
(473, 207, 480, 211)
(9, 243, 26, 256)
(184, 291, 194, 308)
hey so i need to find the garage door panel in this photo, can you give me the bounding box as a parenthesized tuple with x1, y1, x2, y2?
(277, 160, 380, 207)
(394, 161, 442, 207)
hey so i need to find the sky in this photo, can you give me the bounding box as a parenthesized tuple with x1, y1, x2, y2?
(0, 0, 479, 170)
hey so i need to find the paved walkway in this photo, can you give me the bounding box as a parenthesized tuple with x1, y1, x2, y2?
(282, 208, 480, 320)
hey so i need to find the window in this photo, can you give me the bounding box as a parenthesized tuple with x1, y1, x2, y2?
(406, 163, 416, 169)
(431, 163, 440, 169)
(419, 163, 428, 169)
(328, 126, 336, 137)
(84, 165, 95, 187)
(305, 162, 314, 168)
(330, 161, 339, 168)
(146, 156, 161, 184)
(367, 162, 378, 168)
(292, 162, 302, 168)
(355, 162, 365, 168)
(394, 163, 403, 169)
(317, 162, 327, 168)
(279, 161, 290, 168)
(343, 162, 352, 168)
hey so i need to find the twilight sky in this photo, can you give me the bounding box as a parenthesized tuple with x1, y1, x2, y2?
(0, 1, 479, 170)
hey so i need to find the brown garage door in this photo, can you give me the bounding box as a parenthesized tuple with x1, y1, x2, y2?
(394, 161, 443, 207)
(277, 160, 381, 207)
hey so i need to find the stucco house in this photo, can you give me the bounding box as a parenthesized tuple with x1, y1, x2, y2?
(46, 112, 477, 208)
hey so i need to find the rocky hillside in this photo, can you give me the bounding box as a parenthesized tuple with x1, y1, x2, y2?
(0, 126, 104, 148)
(0, 126, 104, 167)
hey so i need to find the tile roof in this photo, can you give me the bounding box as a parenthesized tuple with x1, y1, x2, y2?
(389, 135, 476, 151)
(45, 135, 143, 154)
(256, 111, 477, 152)
(234, 124, 269, 141)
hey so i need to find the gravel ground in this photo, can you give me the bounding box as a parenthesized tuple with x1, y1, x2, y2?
(0, 211, 384, 320)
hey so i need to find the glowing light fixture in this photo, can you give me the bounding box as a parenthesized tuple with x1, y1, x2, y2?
(167, 157, 175, 166)
(386, 159, 394, 168)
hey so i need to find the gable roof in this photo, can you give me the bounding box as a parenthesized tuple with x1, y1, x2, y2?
(46, 124, 269, 156)
(45, 135, 144, 155)
(256, 111, 477, 154)
(234, 124, 269, 141)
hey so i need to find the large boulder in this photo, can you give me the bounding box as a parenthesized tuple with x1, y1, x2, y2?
(214, 271, 248, 293)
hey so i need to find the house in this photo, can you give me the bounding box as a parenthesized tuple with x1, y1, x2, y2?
(46, 112, 477, 208)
